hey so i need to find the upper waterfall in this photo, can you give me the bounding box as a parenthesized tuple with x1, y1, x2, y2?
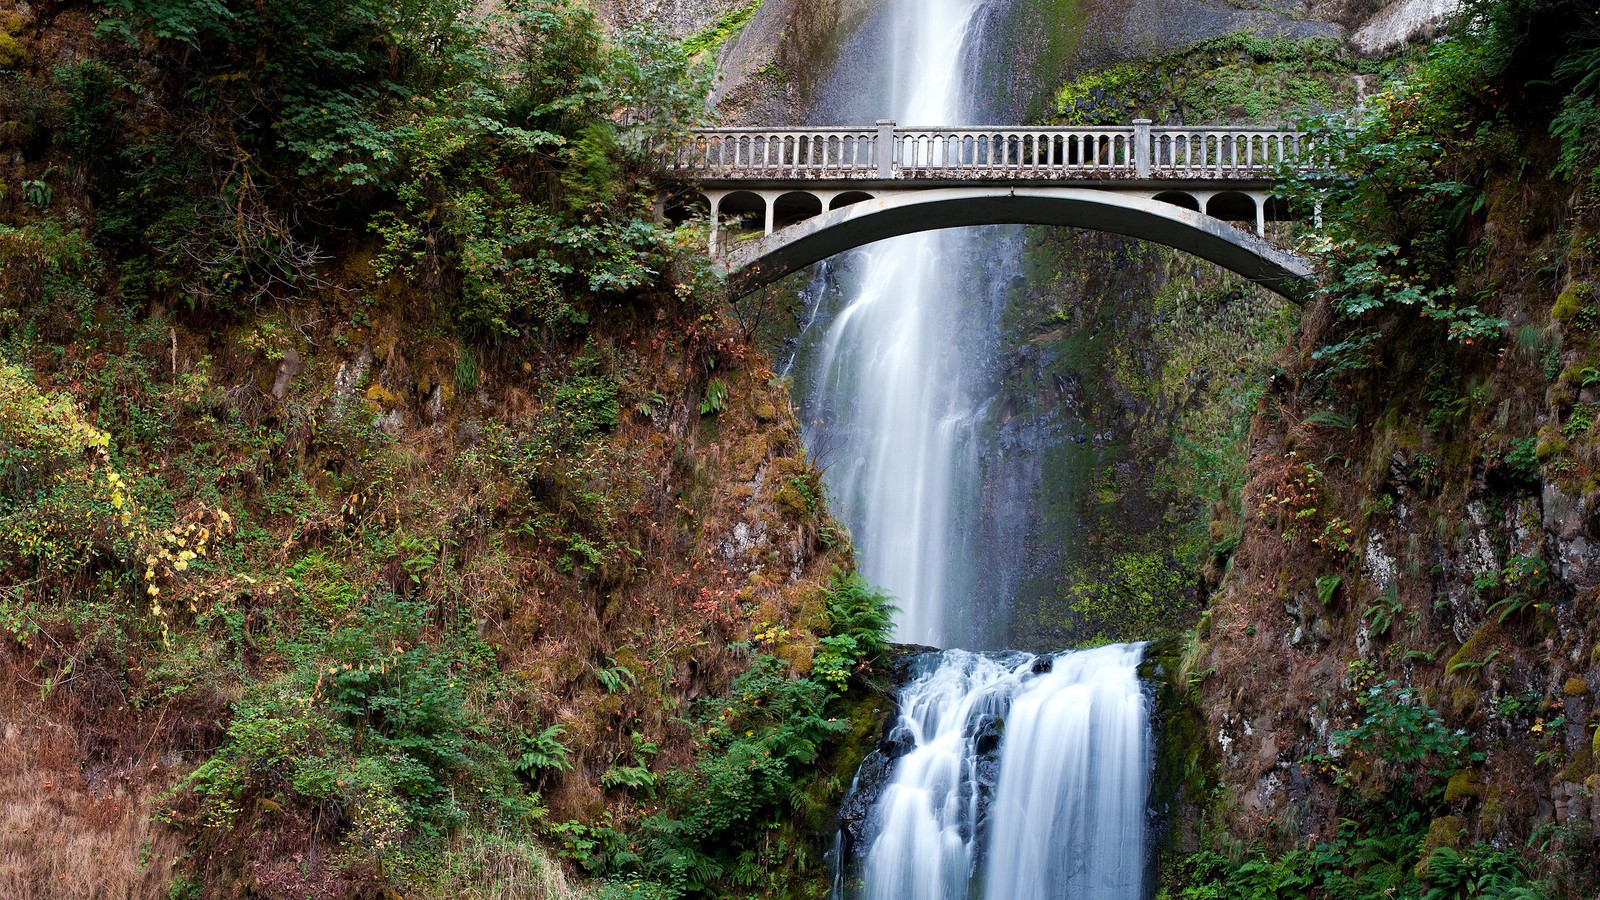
(791, 0, 1021, 648)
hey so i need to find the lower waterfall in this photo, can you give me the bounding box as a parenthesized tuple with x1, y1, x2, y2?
(837, 643, 1151, 900)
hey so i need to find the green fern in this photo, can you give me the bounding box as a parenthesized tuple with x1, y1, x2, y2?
(1302, 408, 1356, 430)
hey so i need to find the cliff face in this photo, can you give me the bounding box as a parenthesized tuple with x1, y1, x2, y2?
(0, 2, 877, 897)
(1178, 122, 1600, 894)
(1157, 2, 1600, 893)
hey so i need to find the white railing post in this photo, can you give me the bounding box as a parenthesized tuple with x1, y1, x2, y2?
(1133, 120, 1151, 177)
(876, 120, 895, 178)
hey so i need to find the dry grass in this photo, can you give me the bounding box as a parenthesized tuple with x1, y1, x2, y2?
(0, 712, 183, 900)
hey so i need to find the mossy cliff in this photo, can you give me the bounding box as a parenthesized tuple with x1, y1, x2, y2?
(1153, 0, 1600, 895)
(0, 2, 889, 897)
(970, 33, 1362, 648)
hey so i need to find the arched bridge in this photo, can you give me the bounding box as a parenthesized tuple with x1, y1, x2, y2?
(663, 120, 1319, 299)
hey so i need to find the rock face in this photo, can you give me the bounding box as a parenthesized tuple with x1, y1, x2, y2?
(713, 0, 1367, 125)
(1172, 127, 1600, 880)
(1350, 0, 1460, 53)
(595, 0, 748, 36)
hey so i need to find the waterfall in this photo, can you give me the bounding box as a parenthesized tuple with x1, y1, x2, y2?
(794, 0, 1014, 648)
(789, 0, 1158, 894)
(838, 645, 1151, 900)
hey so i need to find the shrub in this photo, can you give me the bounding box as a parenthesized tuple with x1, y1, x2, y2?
(811, 573, 895, 690)
(180, 594, 526, 863)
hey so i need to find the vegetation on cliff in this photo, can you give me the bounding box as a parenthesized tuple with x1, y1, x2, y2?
(0, 0, 891, 897)
(1158, 0, 1600, 896)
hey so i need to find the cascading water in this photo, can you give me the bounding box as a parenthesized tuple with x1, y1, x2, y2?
(789, 0, 1158, 895)
(793, 0, 1006, 649)
(835, 645, 1151, 900)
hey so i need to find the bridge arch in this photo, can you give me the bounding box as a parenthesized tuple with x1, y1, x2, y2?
(716, 191, 766, 235)
(773, 191, 824, 228)
(1206, 190, 1257, 222)
(1151, 191, 1199, 211)
(830, 191, 874, 210)
(714, 187, 1314, 300)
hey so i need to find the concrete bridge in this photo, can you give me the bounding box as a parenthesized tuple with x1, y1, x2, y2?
(662, 120, 1319, 298)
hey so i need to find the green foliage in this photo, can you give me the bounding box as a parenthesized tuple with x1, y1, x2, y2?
(1055, 33, 1354, 125)
(1363, 583, 1404, 636)
(1422, 845, 1542, 899)
(1547, 3, 1600, 195)
(569, 573, 892, 895)
(594, 658, 638, 694)
(516, 725, 573, 780)
(1503, 437, 1540, 480)
(1480, 555, 1551, 622)
(699, 377, 728, 416)
(1316, 574, 1342, 606)
(811, 573, 895, 690)
(553, 360, 621, 447)
(1302, 409, 1356, 430)
(1279, 29, 1524, 351)
(681, 1, 761, 58)
(98, 0, 441, 187)
(1065, 548, 1190, 641)
(180, 592, 527, 864)
(0, 355, 129, 577)
(1327, 676, 1476, 789)
(83, 0, 706, 321)
(1176, 813, 1546, 900)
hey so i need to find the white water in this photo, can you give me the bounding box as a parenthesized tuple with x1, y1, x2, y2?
(801, 0, 1158, 895)
(848, 645, 1151, 900)
(800, 0, 994, 648)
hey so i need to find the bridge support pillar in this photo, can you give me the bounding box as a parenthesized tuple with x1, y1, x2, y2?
(1133, 119, 1151, 179)
(1255, 194, 1266, 237)
(876, 120, 896, 179)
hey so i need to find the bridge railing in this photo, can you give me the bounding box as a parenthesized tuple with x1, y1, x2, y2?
(893, 128, 1136, 175)
(669, 127, 882, 175)
(1150, 129, 1309, 174)
(665, 122, 1313, 180)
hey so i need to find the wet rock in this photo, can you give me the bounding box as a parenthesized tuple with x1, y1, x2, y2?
(837, 748, 895, 851)
(1543, 483, 1600, 592)
(1352, 0, 1460, 55)
(332, 345, 372, 414)
(970, 714, 1003, 757)
(269, 348, 303, 400)
(1363, 532, 1398, 592)
(883, 724, 916, 760)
